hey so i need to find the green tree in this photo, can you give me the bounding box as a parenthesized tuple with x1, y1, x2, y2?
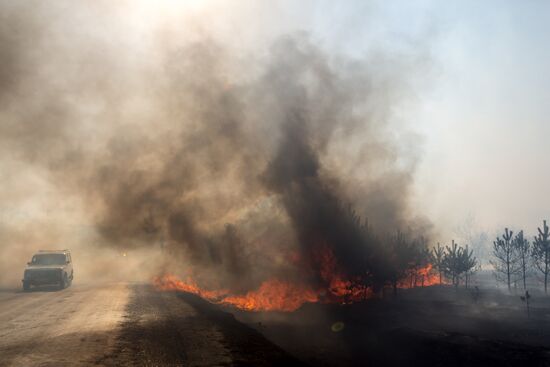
(431, 242, 445, 285)
(386, 231, 417, 295)
(533, 220, 550, 294)
(491, 228, 519, 291)
(513, 231, 530, 291)
(442, 240, 477, 288)
(461, 245, 477, 288)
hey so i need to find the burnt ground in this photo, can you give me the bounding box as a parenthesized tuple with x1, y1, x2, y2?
(100, 285, 305, 367)
(232, 285, 550, 367)
(3, 281, 550, 366)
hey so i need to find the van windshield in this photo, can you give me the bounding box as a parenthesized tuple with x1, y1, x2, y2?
(31, 254, 66, 265)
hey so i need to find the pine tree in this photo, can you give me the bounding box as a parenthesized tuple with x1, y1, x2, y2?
(443, 240, 461, 287)
(461, 245, 477, 288)
(513, 230, 530, 291)
(533, 220, 550, 294)
(386, 231, 416, 295)
(431, 243, 445, 285)
(491, 228, 519, 291)
(442, 241, 477, 288)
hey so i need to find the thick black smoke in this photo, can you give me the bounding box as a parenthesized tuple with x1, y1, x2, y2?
(0, 2, 430, 291)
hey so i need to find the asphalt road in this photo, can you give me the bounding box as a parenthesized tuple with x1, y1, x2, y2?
(0, 283, 303, 367)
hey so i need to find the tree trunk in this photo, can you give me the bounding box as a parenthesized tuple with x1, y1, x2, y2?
(546, 250, 549, 295)
(507, 252, 511, 292)
(545, 266, 548, 295)
(522, 256, 527, 290)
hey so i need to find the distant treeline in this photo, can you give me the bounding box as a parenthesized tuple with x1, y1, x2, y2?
(489, 221, 550, 293)
(430, 220, 550, 294)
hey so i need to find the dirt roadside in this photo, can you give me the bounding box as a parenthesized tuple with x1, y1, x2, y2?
(0, 283, 305, 367)
(0, 283, 129, 366)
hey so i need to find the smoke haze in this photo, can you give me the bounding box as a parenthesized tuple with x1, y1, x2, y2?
(0, 1, 430, 291)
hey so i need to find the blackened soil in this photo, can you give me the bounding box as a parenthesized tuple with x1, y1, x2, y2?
(234, 285, 550, 367)
(98, 284, 305, 366)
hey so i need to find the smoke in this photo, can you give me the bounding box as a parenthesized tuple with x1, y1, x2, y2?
(0, 1, 430, 291)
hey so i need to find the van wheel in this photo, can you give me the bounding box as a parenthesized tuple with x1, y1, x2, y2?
(23, 281, 30, 291)
(59, 274, 68, 290)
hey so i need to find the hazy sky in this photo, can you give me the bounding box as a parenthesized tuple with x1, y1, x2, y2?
(284, 0, 550, 239)
(157, 0, 550, 239)
(399, 1, 550, 239)
(3, 0, 550, 244)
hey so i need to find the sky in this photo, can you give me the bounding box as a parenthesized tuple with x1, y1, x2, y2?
(290, 0, 550, 240)
(401, 1, 550, 239)
(3, 0, 550, 247)
(149, 0, 550, 240)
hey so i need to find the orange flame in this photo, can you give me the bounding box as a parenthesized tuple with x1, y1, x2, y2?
(221, 279, 319, 311)
(397, 263, 442, 288)
(155, 248, 441, 312)
(154, 275, 318, 312)
(315, 244, 374, 300)
(154, 275, 228, 300)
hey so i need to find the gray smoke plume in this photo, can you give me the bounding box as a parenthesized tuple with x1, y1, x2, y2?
(0, 1, 430, 291)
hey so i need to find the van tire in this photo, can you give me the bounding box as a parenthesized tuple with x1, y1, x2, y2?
(59, 274, 68, 290)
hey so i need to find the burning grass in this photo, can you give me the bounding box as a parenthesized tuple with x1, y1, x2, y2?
(154, 275, 318, 312)
(154, 247, 441, 312)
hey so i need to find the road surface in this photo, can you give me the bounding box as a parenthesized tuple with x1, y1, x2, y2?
(0, 283, 303, 367)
